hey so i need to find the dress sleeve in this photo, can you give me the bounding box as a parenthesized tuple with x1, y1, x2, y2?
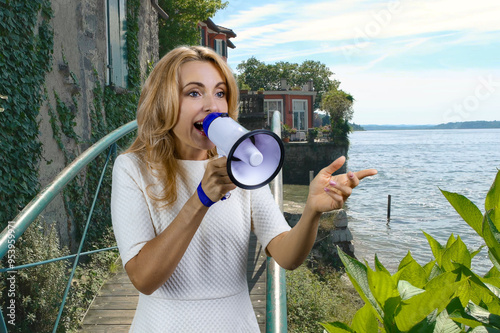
(111, 154, 156, 267)
(250, 185, 291, 252)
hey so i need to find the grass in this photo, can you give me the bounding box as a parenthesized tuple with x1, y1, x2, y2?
(287, 263, 363, 332)
(283, 184, 309, 202)
(283, 184, 363, 332)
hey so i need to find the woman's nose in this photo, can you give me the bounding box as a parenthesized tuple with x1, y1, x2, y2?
(204, 95, 219, 113)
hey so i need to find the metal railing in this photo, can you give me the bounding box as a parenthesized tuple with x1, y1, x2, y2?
(267, 111, 288, 332)
(0, 120, 137, 333)
(0, 112, 287, 333)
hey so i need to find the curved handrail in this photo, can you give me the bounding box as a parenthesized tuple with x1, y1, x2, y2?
(0, 120, 137, 260)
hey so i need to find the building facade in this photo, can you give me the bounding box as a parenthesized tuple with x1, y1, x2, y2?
(198, 18, 236, 62)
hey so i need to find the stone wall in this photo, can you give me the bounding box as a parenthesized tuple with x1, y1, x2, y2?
(37, 1, 158, 246)
(283, 142, 348, 185)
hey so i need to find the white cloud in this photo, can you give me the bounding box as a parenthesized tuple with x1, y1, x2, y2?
(222, 0, 500, 52)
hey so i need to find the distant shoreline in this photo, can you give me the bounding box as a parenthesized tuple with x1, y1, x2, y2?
(358, 120, 500, 131)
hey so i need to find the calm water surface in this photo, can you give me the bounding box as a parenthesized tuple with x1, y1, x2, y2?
(345, 128, 500, 275)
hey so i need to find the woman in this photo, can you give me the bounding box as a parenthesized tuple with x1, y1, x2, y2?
(111, 46, 377, 332)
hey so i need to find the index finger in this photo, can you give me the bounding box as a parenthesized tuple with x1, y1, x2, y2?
(354, 169, 378, 181)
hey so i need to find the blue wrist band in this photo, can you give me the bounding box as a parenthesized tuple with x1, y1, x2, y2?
(197, 182, 215, 207)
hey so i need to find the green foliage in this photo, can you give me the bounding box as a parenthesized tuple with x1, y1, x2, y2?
(0, 0, 54, 228)
(307, 127, 319, 143)
(287, 264, 363, 333)
(60, 227, 119, 332)
(236, 57, 339, 109)
(323, 170, 500, 332)
(322, 89, 354, 146)
(0, 219, 119, 332)
(0, 0, 139, 330)
(0, 218, 68, 333)
(158, 0, 227, 56)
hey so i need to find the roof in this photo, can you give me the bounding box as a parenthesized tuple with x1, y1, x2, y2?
(203, 18, 237, 38)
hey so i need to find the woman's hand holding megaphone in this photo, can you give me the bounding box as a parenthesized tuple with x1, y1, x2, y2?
(307, 156, 378, 213)
(198, 156, 237, 206)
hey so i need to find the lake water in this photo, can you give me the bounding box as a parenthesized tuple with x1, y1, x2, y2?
(344, 128, 500, 275)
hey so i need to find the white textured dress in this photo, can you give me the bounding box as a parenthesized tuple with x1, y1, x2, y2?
(111, 153, 291, 332)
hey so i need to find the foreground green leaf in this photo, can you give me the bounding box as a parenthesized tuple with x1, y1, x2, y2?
(441, 189, 484, 237)
(351, 304, 380, 333)
(394, 276, 466, 331)
(338, 248, 384, 320)
(483, 211, 500, 265)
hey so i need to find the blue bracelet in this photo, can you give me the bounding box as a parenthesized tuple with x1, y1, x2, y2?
(197, 182, 216, 207)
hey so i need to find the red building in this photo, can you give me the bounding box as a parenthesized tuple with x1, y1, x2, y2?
(262, 89, 317, 132)
(198, 18, 236, 62)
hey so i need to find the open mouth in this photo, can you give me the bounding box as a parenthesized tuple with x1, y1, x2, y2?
(194, 121, 205, 135)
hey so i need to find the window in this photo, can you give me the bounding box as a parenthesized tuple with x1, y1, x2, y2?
(107, 0, 128, 88)
(293, 100, 307, 131)
(264, 99, 283, 125)
(213, 39, 226, 57)
(200, 26, 206, 46)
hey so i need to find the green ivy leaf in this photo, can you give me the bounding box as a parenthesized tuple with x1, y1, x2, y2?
(441, 188, 484, 237)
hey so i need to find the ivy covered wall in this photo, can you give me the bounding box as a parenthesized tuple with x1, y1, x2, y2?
(0, 0, 159, 249)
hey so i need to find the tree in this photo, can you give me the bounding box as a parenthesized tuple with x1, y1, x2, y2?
(236, 58, 338, 109)
(158, 0, 227, 57)
(296, 60, 339, 109)
(236, 57, 275, 91)
(321, 89, 354, 145)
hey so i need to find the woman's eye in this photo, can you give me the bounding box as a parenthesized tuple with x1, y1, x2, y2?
(188, 91, 201, 97)
(216, 91, 225, 98)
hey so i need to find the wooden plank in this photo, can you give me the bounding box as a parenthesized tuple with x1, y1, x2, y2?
(82, 310, 135, 325)
(81, 232, 268, 332)
(80, 325, 131, 333)
(247, 232, 266, 332)
(87, 296, 139, 310)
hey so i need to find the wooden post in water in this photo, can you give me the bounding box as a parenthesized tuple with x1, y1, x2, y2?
(309, 170, 314, 183)
(387, 195, 392, 222)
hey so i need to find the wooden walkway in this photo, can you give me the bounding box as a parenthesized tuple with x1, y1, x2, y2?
(79, 232, 267, 332)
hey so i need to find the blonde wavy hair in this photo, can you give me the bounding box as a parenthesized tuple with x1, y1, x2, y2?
(126, 46, 239, 206)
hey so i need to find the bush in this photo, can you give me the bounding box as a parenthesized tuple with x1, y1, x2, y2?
(323, 170, 500, 332)
(287, 263, 362, 332)
(1, 218, 69, 333)
(0, 219, 119, 332)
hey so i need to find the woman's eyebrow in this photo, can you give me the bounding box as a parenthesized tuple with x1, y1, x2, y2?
(182, 81, 226, 89)
(183, 81, 204, 89)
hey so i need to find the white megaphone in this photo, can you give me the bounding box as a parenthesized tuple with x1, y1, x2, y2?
(203, 112, 285, 190)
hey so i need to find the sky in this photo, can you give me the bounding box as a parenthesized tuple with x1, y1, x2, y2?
(213, 0, 500, 125)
